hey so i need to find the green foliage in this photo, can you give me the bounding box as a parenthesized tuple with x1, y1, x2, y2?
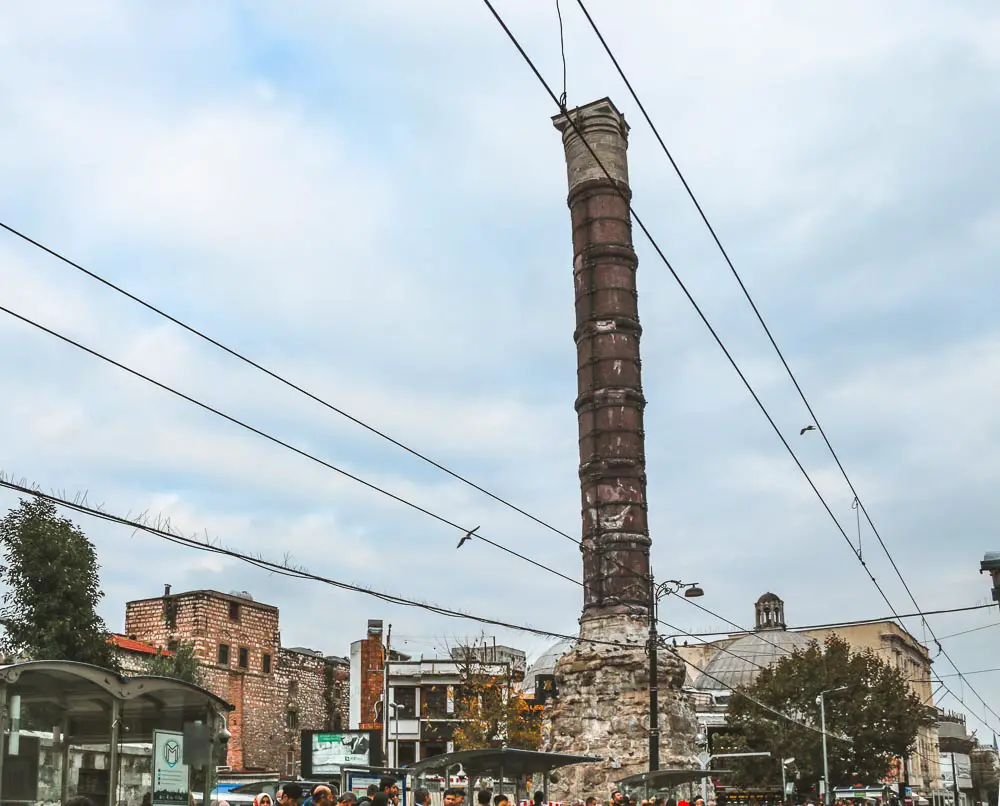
(723, 635, 934, 789)
(144, 640, 202, 685)
(0, 498, 120, 671)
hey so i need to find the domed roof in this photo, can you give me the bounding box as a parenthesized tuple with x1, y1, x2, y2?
(522, 639, 575, 693)
(695, 592, 809, 692)
(695, 628, 810, 692)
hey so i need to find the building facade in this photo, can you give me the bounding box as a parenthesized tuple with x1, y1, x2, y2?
(349, 621, 523, 766)
(123, 586, 348, 774)
(675, 593, 942, 795)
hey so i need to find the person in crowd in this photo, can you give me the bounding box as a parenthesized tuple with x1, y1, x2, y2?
(611, 792, 625, 806)
(379, 777, 400, 806)
(372, 794, 391, 806)
(254, 795, 274, 806)
(533, 791, 546, 806)
(443, 788, 466, 806)
(478, 790, 493, 806)
(585, 798, 597, 806)
(282, 783, 304, 806)
(494, 795, 510, 806)
(358, 785, 380, 806)
(309, 785, 335, 806)
(413, 789, 431, 806)
(338, 794, 358, 806)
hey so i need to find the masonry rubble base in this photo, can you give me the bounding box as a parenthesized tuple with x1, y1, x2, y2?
(542, 615, 697, 799)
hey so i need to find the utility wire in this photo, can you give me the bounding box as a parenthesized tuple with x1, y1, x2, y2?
(0, 220, 583, 552)
(0, 474, 842, 740)
(569, 0, 1000, 732)
(0, 303, 580, 587)
(934, 622, 1000, 642)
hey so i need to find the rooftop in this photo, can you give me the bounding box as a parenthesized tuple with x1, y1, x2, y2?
(109, 634, 170, 656)
(126, 588, 279, 612)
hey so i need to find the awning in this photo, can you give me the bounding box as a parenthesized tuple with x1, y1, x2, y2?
(405, 748, 601, 778)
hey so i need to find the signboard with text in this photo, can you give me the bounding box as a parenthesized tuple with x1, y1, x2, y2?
(153, 730, 190, 806)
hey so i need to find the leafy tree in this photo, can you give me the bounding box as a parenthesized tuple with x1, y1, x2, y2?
(722, 635, 934, 790)
(144, 640, 202, 685)
(0, 498, 120, 671)
(448, 637, 542, 751)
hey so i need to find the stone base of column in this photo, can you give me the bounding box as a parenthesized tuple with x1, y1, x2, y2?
(541, 617, 697, 798)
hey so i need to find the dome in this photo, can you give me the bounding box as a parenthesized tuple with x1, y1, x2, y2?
(695, 592, 809, 692)
(522, 639, 575, 693)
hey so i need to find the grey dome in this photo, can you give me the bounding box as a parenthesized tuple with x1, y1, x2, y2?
(522, 639, 575, 693)
(696, 592, 809, 692)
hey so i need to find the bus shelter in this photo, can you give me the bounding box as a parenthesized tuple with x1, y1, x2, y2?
(406, 748, 601, 805)
(617, 768, 730, 801)
(0, 660, 233, 806)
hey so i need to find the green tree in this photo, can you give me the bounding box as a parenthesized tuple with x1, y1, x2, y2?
(722, 635, 933, 790)
(0, 498, 119, 671)
(144, 640, 202, 685)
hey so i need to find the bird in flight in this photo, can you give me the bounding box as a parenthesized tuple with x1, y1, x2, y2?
(800, 425, 817, 435)
(457, 526, 479, 549)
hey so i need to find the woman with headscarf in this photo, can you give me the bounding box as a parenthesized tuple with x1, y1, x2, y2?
(254, 795, 274, 806)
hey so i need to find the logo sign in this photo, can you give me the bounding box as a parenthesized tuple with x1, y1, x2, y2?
(163, 740, 180, 768)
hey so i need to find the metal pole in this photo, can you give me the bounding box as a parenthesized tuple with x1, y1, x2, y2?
(701, 755, 709, 805)
(109, 699, 121, 806)
(0, 684, 8, 805)
(820, 694, 830, 806)
(60, 715, 72, 804)
(384, 624, 392, 763)
(951, 753, 960, 806)
(648, 574, 659, 772)
(782, 762, 787, 806)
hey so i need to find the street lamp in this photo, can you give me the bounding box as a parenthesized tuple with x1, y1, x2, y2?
(648, 576, 704, 772)
(817, 686, 848, 804)
(980, 553, 1000, 607)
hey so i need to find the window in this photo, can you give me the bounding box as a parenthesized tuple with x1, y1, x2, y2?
(229, 601, 241, 621)
(423, 685, 447, 719)
(288, 680, 299, 698)
(262, 653, 272, 674)
(218, 644, 230, 666)
(238, 647, 249, 669)
(163, 598, 178, 629)
(396, 741, 417, 767)
(286, 709, 299, 729)
(393, 686, 417, 719)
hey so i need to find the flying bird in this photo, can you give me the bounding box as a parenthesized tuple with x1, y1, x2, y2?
(800, 425, 817, 435)
(456, 526, 479, 549)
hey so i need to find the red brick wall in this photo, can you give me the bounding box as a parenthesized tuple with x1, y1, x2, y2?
(125, 591, 280, 771)
(358, 633, 385, 732)
(124, 590, 349, 774)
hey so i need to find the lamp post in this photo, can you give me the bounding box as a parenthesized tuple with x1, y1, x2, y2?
(817, 686, 848, 804)
(648, 576, 704, 771)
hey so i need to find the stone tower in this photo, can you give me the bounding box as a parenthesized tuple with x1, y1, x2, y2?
(543, 98, 695, 795)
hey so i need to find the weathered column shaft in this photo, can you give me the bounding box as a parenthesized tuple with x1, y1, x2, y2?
(553, 98, 651, 625)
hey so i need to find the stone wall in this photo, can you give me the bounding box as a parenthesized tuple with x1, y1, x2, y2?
(124, 589, 347, 775)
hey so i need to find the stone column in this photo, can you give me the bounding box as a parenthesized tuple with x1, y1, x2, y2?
(553, 97, 650, 642)
(544, 99, 695, 795)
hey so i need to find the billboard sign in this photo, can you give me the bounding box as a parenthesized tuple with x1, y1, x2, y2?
(307, 732, 373, 776)
(153, 730, 190, 806)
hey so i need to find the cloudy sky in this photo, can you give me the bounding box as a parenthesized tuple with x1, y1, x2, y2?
(3, 0, 1000, 736)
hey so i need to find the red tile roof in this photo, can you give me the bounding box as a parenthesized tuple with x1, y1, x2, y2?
(109, 634, 172, 656)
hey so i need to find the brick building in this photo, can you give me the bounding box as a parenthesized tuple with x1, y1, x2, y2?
(123, 586, 348, 774)
(109, 633, 171, 675)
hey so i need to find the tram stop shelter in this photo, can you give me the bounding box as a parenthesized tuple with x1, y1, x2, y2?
(0, 660, 233, 806)
(617, 769, 731, 801)
(407, 748, 601, 804)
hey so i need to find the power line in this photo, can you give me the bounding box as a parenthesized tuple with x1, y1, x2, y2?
(0, 303, 580, 587)
(0, 220, 583, 552)
(935, 622, 1000, 642)
(662, 602, 995, 640)
(568, 0, 1000, 732)
(0, 474, 841, 740)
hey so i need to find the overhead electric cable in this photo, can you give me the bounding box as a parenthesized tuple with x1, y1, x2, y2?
(0, 303, 580, 587)
(569, 0, 1000, 731)
(0, 474, 843, 740)
(0, 220, 582, 551)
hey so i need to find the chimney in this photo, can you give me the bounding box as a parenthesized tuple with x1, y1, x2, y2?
(164, 583, 172, 597)
(552, 98, 651, 631)
(367, 619, 383, 636)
